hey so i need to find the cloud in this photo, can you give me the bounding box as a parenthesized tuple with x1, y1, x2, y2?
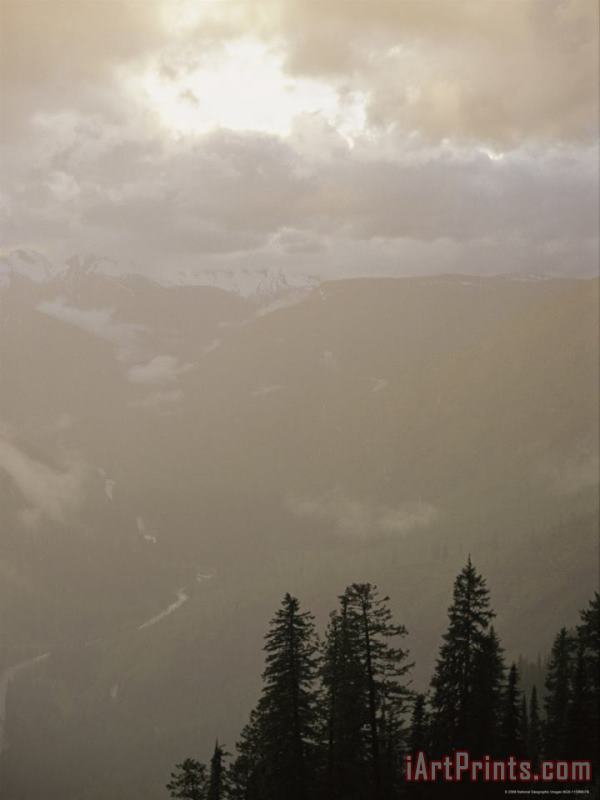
(370, 378, 388, 393)
(543, 449, 600, 496)
(129, 389, 184, 410)
(4, 126, 596, 279)
(37, 298, 145, 361)
(0, 1, 596, 279)
(202, 339, 222, 354)
(78, 130, 312, 253)
(127, 354, 194, 385)
(378, 503, 438, 535)
(285, 489, 438, 539)
(251, 385, 284, 397)
(35, 302, 195, 404)
(0, 437, 87, 526)
(0, 0, 164, 133)
(3, 0, 596, 147)
(320, 350, 339, 370)
(228, 0, 599, 146)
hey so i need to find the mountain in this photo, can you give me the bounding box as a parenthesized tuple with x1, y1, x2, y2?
(0, 264, 597, 799)
(0, 249, 67, 287)
(0, 249, 319, 300)
(163, 264, 319, 298)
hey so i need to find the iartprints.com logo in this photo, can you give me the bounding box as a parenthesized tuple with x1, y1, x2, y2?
(405, 751, 593, 784)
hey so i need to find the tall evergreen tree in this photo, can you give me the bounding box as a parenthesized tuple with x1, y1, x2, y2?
(406, 694, 432, 800)
(499, 663, 524, 756)
(576, 593, 599, 770)
(207, 742, 228, 800)
(321, 584, 411, 800)
(527, 686, 542, 768)
(470, 626, 505, 756)
(230, 594, 320, 800)
(167, 759, 208, 800)
(343, 583, 412, 800)
(520, 695, 529, 756)
(320, 601, 369, 800)
(228, 711, 263, 800)
(408, 693, 429, 753)
(543, 627, 573, 759)
(565, 639, 592, 762)
(429, 557, 496, 753)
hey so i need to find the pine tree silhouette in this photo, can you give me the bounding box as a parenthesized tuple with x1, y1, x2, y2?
(543, 627, 573, 758)
(167, 758, 208, 800)
(520, 694, 529, 756)
(320, 584, 411, 799)
(576, 592, 599, 771)
(527, 686, 542, 768)
(408, 693, 429, 754)
(499, 663, 524, 756)
(565, 638, 593, 763)
(227, 711, 263, 800)
(470, 626, 505, 756)
(230, 593, 319, 800)
(207, 741, 228, 800)
(320, 599, 369, 800)
(430, 556, 496, 753)
(344, 583, 412, 800)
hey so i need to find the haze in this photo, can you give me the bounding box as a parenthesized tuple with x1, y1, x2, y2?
(1, 0, 598, 278)
(0, 2, 598, 799)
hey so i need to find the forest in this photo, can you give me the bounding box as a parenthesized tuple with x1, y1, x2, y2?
(166, 558, 599, 799)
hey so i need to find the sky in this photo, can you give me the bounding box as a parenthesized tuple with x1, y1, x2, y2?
(1, 0, 598, 280)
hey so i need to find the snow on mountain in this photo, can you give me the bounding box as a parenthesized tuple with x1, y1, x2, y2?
(0, 249, 320, 299)
(0, 250, 118, 289)
(63, 253, 128, 279)
(0, 249, 67, 287)
(164, 265, 320, 299)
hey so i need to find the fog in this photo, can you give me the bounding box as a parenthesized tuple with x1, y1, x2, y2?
(0, 2, 598, 798)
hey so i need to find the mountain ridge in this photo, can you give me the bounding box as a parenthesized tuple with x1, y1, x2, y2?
(0, 249, 321, 300)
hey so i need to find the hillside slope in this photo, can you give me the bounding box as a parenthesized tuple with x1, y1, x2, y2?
(0, 271, 597, 799)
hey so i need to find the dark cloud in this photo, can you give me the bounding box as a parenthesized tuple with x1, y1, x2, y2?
(3, 124, 596, 276)
(0, 0, 596, 278)
(241, 0, 599, 146)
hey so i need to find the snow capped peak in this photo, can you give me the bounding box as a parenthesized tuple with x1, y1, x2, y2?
(0, 249, 320, 300)
(164, 265, 319, 299)
(65, 253, 122, 277)
(0, 249, 67, 287)
(0, 250, 135, 290)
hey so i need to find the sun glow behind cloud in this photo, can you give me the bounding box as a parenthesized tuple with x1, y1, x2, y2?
(1, 0, 596, 277)
(133, 38, 365, 139)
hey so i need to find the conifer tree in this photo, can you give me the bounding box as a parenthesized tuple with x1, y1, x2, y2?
(342, 583, 412, 800)
(320, 585, 411, 800)
(379, 690, 407, 800)
(228, 711, 263, 800)
(576, 593, 599, 770)
(565, 639, 592, 762)
(230, 594, 319, 800)
(543, 627, 573, 759)
(167, 759, 208, 800)
(470, 626, 505, 756)
(527, 687, 542, 768)
(429, 557, 496, 753)
(499, 663, 524, 756)
(405, 694, 432, 800)
(320, 601, 369, 800)
(520, 695, 529, 756)
(207, 742, 228, 800)
(408, 693, 429, 754)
